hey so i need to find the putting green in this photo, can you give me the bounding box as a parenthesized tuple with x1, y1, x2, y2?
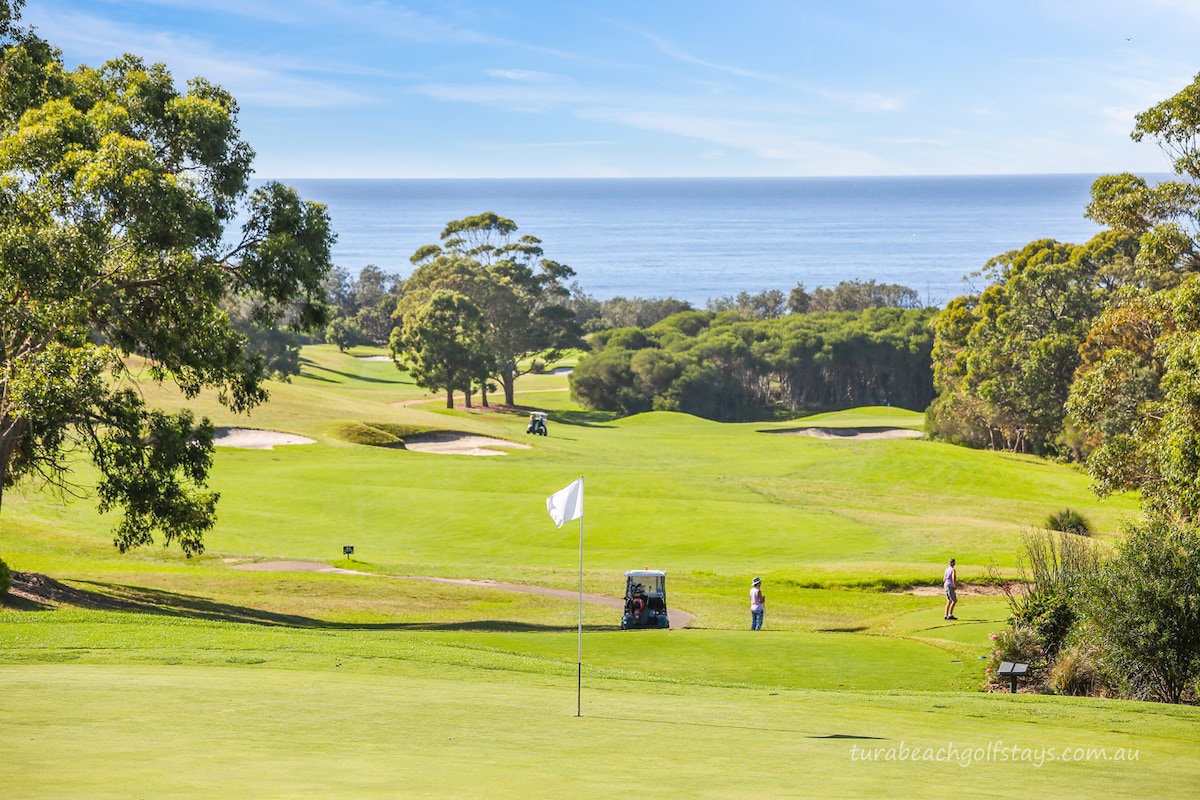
(1, 663, 1194, 799)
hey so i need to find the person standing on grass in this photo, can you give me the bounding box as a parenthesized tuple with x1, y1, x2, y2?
(944, 558, 958, 620)
(750, 577, 765, 630)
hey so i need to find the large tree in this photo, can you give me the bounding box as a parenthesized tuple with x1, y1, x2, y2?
(0, 13, 334, 555)
(390, 290, 491, 408)
(401, 213, 581, 405)
(1067, 72, 1200, 516)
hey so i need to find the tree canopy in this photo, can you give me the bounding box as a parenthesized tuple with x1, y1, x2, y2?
(0, 11, 334, 555)
(393, 213, 580, 406)
(571, 306, 936, 420)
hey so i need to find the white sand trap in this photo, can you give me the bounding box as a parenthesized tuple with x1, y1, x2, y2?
(213, 427, 316, 450)
(355, 355, 392, 361)
(765, 426, 922, 440)
(403, 431, 532, 456)
(545, 366, 574, 375)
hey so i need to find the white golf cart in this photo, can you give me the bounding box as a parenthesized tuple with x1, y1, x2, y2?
(526, 411, 548, 436)
(621, 569, 670, 629)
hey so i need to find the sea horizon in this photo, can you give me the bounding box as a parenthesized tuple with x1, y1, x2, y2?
(262, 173, 1156, 306)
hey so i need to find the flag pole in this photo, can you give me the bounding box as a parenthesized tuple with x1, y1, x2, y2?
(576, 475, 584, 718)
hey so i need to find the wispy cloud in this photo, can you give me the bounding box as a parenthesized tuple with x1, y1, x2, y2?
(485, 69, 559, 82)
(636, 28, 908, 113)
(25, 8, 376, 108)
(579, 107, 891, 172)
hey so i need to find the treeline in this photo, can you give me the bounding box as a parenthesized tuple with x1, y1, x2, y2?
(570, 305, 937, 420)
(926, 71, 1200, 525)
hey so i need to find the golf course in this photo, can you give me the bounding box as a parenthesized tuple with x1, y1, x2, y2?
(1, 345, 1195, 798)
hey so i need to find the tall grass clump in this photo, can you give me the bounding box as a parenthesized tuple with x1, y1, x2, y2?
(1045, 508, 1092, 536)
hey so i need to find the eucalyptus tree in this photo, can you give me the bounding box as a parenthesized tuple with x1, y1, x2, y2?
(1067, 71, 1200, 515)
(402, 213, 581, 405)
(0, 12, 334, 555)
(390, 290, 492, 409)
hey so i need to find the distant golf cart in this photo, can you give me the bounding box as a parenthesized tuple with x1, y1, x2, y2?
(526, 411, 548, 436)
(621, 570, 670, 629)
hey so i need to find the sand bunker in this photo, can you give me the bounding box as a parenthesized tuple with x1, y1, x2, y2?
(355, 355, 392, 361)
(402, 431, 532, 456)
(213, 428, 316, 450)
(764, 426, 922, 440)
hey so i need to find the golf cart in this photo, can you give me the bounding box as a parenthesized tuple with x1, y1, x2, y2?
(621, 570, 670, 629)
(526, 411, 548, 436)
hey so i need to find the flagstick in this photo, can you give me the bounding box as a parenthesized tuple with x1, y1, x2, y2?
(576, 476, 584, 718)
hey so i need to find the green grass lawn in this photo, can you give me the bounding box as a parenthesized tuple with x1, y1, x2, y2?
(1, 345, 1185, 798)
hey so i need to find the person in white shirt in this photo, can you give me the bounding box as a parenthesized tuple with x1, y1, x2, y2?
(750, 577, 765, 630)
(944, 558, 958, 620)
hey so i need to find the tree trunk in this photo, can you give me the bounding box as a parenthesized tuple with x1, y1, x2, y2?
(502, 368, 516, 406)
(445, 389, 454, 409)
(0, 416, 26, 517)
(464, 386, 473, 408)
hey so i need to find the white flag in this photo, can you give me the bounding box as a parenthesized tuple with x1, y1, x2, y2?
(547, 477, 584, 528)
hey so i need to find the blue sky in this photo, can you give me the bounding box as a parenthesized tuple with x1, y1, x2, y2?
(27, 0, 1200, 179)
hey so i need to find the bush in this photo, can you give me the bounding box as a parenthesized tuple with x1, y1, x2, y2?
(0, 556, 9, 599)
(993, 530, 1102, 659)
(1045, 508, 1092, 536)
(1077, 517, 1200, 703)
(984, 626, 1045, 691)
(1047, 641, 1109, 697)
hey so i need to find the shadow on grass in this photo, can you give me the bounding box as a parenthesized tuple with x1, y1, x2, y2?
(49, 579, 608, 633)
(550, 409, 618, 428)
(586, 715, 887, 739)
(301, 362, 402, 385)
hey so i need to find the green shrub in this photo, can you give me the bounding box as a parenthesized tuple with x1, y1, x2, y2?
(0, 556, 9, 599)
(1045, 508, 1092, 536)
(1077, 517, 1200, 703)
(991, 530, 1102, 659)
(1020, 589, 1075, 658)
(984, 625, 1045, 691)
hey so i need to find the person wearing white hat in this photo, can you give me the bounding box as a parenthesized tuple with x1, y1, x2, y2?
(750, 577, 765, 630)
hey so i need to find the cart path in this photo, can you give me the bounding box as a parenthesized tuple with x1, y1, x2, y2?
(229, 560, 695, 628)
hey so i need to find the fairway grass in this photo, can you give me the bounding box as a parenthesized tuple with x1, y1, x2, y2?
(1, 345, 1181, 798)
(2, 661, 1194, 799)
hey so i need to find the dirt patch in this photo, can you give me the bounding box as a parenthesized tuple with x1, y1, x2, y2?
(906, 584, 1009, 597)
(763, 426, 923, 440)
(402, 431, 532, 456)
(213, 428, 316, 450)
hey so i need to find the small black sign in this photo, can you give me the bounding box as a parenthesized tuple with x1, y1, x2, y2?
(343, 546, 354, 556)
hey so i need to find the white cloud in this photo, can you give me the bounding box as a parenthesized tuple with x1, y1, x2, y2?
(637, 28, 908, 113)
(25, 8, 375, 109)
(578, 108, 893, 174)
(485, 69, 559, 82)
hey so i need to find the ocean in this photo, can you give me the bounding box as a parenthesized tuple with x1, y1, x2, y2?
(280, 175, 1111, 306)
